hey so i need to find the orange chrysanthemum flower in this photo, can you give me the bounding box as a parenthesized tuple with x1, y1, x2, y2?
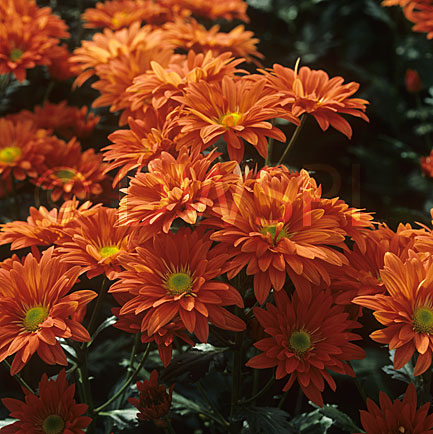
(261, 61, 369, 138)
(0, 198, 100, 250)
(118, 149, 238, 233)
(46, 44, 76, 81)
(162, 19, 263, 64)
(246, 289, 364, 407)
(0, 248, 97, 375)
(109, 227, 246, 342)
(210, 167, 349, 304)
(1, 369, 92, 434)
(356, 382, 433, 434)
(103, 106, 180, 186)
(354, 251, 433, 376)
(173, 76, 296, 161)
(401, 1, 433, 39)
(57, 207, 136, 279)
(34, 138, 108, 202)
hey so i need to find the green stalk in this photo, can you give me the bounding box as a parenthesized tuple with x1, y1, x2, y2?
(86, 277, 108, 343)
(196, 381, 230, 428)
(240, 375, 275, 405)
(2, 360, 34, 393)
(277, 115, 307, 165)
(229, 329, 244, 433)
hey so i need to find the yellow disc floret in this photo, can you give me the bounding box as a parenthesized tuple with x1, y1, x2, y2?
(42, 414, 65, 434)
(23, 306, 49, 332)
(413, 306, 433, 334)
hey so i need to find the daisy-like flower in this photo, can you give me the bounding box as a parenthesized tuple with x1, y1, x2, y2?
(0, 198, 100, 250)
(0, 248, 97, 375)
(1, 369, 92, 434)
(210, 167, 349, 304)
(401, 1, 433, 39)
(163, 19, 263, 64)
(129, 370, 174, 425)
(354, 251, 433, 376)
(57, 207, 136, 279)
(356, 382, 433, 434)
(246, 289, 364, 407)
(34, 138, 108, 202)
(173, 75, 297, 161)
(110, 227, 246, 343)
(118, 149, 238, 233)
(261, 60, 369, 138)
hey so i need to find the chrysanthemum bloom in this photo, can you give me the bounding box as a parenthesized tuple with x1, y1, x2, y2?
(129, 370, 174, 424)
(353, 251, 433, 376)
(260, 61, 369, 138)
(45, 44, 76, 81)
(34, 138, 108, 202)
(118, 149, 238, 233)
(1, 369, 92, 434)
(356, 382, 433, 434)
(110, 227, 246, 342)
(210, 167, 349, 304)
(173, 76, 297, 161)
(162, 19, 263, 64)
(421, 150, 433, 178)
(246, 289, 364, 407)
(402, 1, 433, 39)
(0, 199, 100, 250)
(0, 248, 97, 375)
(103, 107, 180, 186)
(56, 207, 136, 279)
(127, 50, 245, 118)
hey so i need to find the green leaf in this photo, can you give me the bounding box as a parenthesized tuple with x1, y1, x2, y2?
(99, 408, 138, 430)
(87, 315, 117, 348)
(313, 404, 362, 432)
(289, 408, 333, 434)
(234, 406, 293, 434)
(0, 419, 18, 428)
(382, 349, 417, 386)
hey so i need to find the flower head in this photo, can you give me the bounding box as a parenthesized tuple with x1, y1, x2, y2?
(1, 369, 92, 434)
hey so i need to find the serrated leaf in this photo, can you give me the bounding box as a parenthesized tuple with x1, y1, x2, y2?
(235, 406, 293, 434)
(382, 349, 417, 386)
(314, 404, 361, 432)
(100, 408, 139, 430)
(290, 408, 333, 434)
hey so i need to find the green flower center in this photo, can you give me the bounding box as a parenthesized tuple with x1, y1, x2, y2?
(289, 330, 312, 355)
(219, 112, 242, 128)
(42, 414, 65, 434)
(23, 306, 49, 332)
(99, 245, 120, 258)
(54, 169, 77, 183)
(0, 146, 22, 163)
(413, 307, 433, 334)
(166, 272, 193, 295)
(10, 48, 23, 62)
(260, 224, 289, 243)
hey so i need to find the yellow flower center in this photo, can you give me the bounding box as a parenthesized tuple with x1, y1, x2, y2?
(10, 48, 23, 62)
(260, 224, 289, 243)
(54, 168, 77, 183)
(23, 306, 49, 332)
(289, 330, 312, 356)
(112, 11, 127, 27)
(42, 414, 65, 434)
(166, 272, 193, 295)
(0, 146, 22, 163)
(219, 112, 242, 128)
(99, 245, 120, 258)
(413, 307, 433, 334)
(398, 427, 406, 433)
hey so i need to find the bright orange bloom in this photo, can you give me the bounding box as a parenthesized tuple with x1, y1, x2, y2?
(173, 75, 295, 161)
(109, 227, 246, 342)
(128, 370, 174, 424)
(57, 207, 136, 279)
(103, 107, 180, 186)
(210, 167, 350, 304)
(118, 149, 238, 233)
(357, 382, 433, 434)
(261, 62, 369, 138)
(246, 289, 364, 407)
(354, 251, 433, 376)
(163, 19, 263, 64)
(1, 369, 92, 434)
(34, 138, 108, 202)
(127, 50, 245, 118)
(0, 248, 97, 375)
(402, 1, 433, 39)
(0, 199, 100, 250)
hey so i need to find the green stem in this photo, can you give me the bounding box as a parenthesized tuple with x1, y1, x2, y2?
(265, 119, 276, 166)
(76, 345, 95, 433)
(86, 277, 108, 343)
(240, 375, 275, 405)
(229, 329, 244, 433)
(2, 360, 35, 393)
(277, 115, 307, 165)
(163, 417, 177, 434)
(348, 361, 367, 402)
(421, 368, 432, 404)
(94, 343, 151, 413)
(196, 381, 230, 428)
(277, 390, 289, 409)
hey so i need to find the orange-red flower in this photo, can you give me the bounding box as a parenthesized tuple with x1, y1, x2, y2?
(421, 149, 433, 177)
(210, 167, 349, 304)
(356, 382, 433, 434)
(246, 289, 364, 407)
(109, 227, 246, 342)
(0, 198, 100, 250)
(261, 61, 369, 138)
(0, 248, 97, 375)
(402, 1, 433, 39)
(118, 149, 238, 233)
(46, 44, 76, 81)
(173, 75, 295, 161)
(128, 370, 174, 424)
(1, 369, 92, 434)
(406, 68, 423, 93)
(354, 251, 433, 376)
(34, 138, 108, 202)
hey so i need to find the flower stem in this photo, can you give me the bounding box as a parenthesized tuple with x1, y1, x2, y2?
(86, 277, 108, 343)
(277, 115, 307, 165)
(95, 342, 151, 413)
(196, 381, 229, 428)
(240, 374, 275, 405)
(229, 329, 244, 433)
(2, 360, 35, 393)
